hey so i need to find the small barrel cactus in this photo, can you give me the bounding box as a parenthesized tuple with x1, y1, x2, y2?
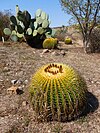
(65, 37, 72, 44)
(29, 63, 87, 121)
(43, 38, 58, 49)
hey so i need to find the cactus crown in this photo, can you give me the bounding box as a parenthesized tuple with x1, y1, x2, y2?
(44, 63, 63, 75)
(29, 63, 87, 122)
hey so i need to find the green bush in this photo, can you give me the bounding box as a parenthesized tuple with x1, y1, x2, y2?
(89, 28, 100, 53)
(54, 29, 67, 41)
(0, 10, 11, 41)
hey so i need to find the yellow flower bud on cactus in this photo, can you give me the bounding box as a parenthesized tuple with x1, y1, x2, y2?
(29, 63, 87, 121)
(43, 38, 58, 49)
(65, 37, 72, 44)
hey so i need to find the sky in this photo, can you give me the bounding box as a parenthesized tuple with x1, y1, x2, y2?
(0, 0, 71, 27)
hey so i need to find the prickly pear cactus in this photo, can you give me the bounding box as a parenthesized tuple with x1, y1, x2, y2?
(65, 37, 72, 44)
(29, 63, 87, 121)
(43, 38, 58, 49)
(3, 5, 55, 47)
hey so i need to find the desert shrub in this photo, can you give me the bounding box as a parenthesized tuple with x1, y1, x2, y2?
(0, 10, 11, 41)
(89, 27, 100, 53)
(55, 32, 66, 41)
(54, 26, 68, 41)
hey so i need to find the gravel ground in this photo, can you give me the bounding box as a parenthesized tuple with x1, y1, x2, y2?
(0, 42, 100, 133)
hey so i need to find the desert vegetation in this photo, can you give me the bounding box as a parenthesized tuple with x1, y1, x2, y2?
(0, 1, 100, 133)
(0, 10, 11, 41)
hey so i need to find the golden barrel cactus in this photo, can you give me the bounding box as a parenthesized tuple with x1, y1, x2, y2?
(65, 37, 72, 44)
(43, 38, 58, 49)
(29, 63, 87, 121)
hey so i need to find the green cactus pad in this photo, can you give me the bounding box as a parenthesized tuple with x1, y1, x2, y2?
(3, 28, 11, 35)
(19, 22, 25, 29)
(43, 38, 58, 49)
(33, 30, 38, 37)
(10, 34, 18, 42)
(37, 27, 44, 35)
(35, 9, 42, 17)
(45, 14, 49, 20)
(11, 30, 17, 35)
(34, 22, 38, 29)
(36, 17, 43, 25)
(17, 25, 24, 34)
(29, 63, 87, 121)
(26, 28, 32, 35)
(10, 16, 17, 25)
(41, 11, 46, 20)
(17, 32, 23, 38)
(23, 10, 31, 22)
(10, 24, 15, 30)
(42, 20, 49, 28)
(17, 11, 26, 22)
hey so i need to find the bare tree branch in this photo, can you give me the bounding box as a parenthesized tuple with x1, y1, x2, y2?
(59, 0, 100, 52)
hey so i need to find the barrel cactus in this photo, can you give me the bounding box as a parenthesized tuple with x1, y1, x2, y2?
(65, 37, 72, 44)
(43, 38, 58, 49)
(29, 63, 87, 122)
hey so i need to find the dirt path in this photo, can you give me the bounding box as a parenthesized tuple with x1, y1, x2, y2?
(0, 42, 100, 133)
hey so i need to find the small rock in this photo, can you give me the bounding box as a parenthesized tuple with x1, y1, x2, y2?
(16, 87, 24, 95)
(18, 86, 23, 90)
(42, 49, 49, 53)
(17, 71, 24, 76)
(11, 79, 18, 85)
(22, 101, 28, 106)
(51, 51, 56, 55)
(3, 67, 10, 72)
(91, 81, 94, 84)
(96, 81, 100, 85)
(48, 130, 51, 133)
(40, 49, 49, 57)
(6, 78, 9, 81)
(24, 79, 28, 84)
(16, 79, 23, 85)
(7, 86, 18, 95)
(51, 51, 60, 56)
(60, 50, 66, 56)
